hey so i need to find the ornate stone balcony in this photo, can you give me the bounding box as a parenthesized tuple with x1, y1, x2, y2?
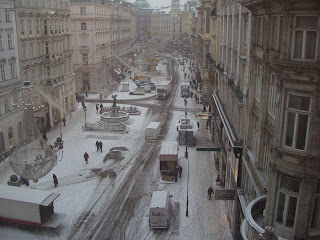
(241, 195, 287, 240)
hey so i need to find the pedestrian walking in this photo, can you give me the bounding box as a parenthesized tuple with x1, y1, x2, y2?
(96, 140, 100, 152)
(96, 104, 99, 113)
(42, 131, 48, 141)
(174, 166, 178, 182)
(84, 152, 89, 164)
(99, 141, 103, 153)
(197, 122, 200, 128)
(100, 103, 103, 114)
(53, 174, 58, 187)
(62, 117, 66, 126)
(208, 186, 214, 200)
(178, 166, 183, 178)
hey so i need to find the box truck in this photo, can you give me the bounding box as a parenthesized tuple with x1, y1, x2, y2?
(149, 191, 171, 229)
(0, 185, 66, 228)
(145, 122, 161, 140)
(157, 80, 172, 100)
(159, 141, 178, 181)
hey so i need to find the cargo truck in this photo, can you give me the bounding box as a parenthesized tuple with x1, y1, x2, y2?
(0, 185, 66, 228)
(145, 122, 161, 140)
(157, 80, 172, 100)
(149, 191, 171, 229)
(159, 141, 178, 181)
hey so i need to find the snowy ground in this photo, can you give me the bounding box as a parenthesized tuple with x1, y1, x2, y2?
(0, 58, 233, 240)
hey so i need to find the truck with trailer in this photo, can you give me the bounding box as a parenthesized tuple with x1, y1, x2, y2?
(0, 185, 66, 228)
(145, 122, 161, 140)
(180, 82, 190, 98)
(149, 191, 171, 229)
(159, 141, 178, 181)
(157, 80, 172, 100)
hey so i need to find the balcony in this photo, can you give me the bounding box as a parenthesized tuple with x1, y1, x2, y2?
(241, 195, 287, 240)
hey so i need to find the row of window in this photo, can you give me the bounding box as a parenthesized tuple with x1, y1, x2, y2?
(0, 62, 16, 81)
(0, 9, 12, 22)
(0, 91, 22, 117)
(16, 0, 69, 10)
(20, 18, 70, 36)
(20, 38, 71, 60)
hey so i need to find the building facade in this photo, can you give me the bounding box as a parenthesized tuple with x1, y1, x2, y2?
(71, 0, 136, 95)
(0, 0, 22, 159)
(197, 0, 320, 239)
(0, 0, 76, 160)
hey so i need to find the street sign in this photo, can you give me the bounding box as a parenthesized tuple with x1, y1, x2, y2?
(196, 147, 221, 151)
(215, 189, 236, 200)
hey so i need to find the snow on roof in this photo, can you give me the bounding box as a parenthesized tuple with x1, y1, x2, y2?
(158, 80, 171, 86)
(0, 185, 59, 205)
(146, 122, 161, 129)
(160, 141, 178, 155)
(149, 191, 169, 208)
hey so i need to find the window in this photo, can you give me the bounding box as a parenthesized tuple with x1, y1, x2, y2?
(263, 135, 271, 175)
(36, 19, 40, 34)
(80, 7, 86, 15)
(255, 65, 262, 102)
(7, 33, 13, 49)
(10, 63, 16, 78)
(284, 94, 310, 150)
(8, 127, 13, 141)
(271, 16, 279, 50)
(20, 19, 25, 35)
(0, 64, 5, 81)
(82, 53, 88, 64)
(252, 116, 258, 153)
(81, 37, 87, 46)
(81, 23, 87, 30)
(47, 66, 50, 76)
(28, 18, 33, 35)
(276, 174, 300, 228)
(268, 73, 277, 117)
(311, 182, 320, 230)
(0, 35, 2, 50)
(29, 42, 34, 58)
(5, 10, 10, 21)
(293, 16, 319, 60)
(44, 19, 48, 34)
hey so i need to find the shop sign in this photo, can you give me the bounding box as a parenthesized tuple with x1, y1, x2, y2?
(215, 189, 236, 200)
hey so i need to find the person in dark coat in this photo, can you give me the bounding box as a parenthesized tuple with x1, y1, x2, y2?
(84, 152, 89, 164)
(178, 166, 183, 178)
(62, 117, 66, 126)
(96, 104, 99, 113)
(96, 140, 100, 152)
(99, 141, 103, 153)
(208, 186, 214, 200)
(53, 174, 58, 187)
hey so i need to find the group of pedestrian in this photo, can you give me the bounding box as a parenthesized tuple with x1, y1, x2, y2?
(95, 140, 103, 152)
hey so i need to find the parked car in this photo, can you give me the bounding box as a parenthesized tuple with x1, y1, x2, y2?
(129, 89, 145, 95)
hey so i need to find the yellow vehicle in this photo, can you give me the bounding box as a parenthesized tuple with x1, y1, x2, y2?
(132, 75, 149, 81)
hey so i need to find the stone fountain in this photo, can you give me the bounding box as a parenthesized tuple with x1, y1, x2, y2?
(101, 95, 129, 123)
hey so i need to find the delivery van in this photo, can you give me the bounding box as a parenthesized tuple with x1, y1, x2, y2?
(149, 191, 171, 229)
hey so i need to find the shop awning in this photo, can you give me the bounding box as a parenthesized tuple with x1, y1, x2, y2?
(212, 91, 243, 157)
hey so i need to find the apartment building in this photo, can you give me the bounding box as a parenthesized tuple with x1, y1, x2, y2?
(71, 0, 136, 94)
(0, 1, 22, 159)
(198, 0, 320, 239)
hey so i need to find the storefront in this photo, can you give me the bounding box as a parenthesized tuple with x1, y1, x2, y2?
(212, 91, 244, 240)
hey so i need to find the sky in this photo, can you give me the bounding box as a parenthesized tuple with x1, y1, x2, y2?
(126, 0, 190, 8)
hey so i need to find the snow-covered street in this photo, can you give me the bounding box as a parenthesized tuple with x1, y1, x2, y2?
(0, 58, 233, 240)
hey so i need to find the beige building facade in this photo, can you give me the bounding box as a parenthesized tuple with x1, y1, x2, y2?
(71, 0, 136, 95)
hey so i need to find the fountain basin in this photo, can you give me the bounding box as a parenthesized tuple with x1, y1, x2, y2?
(101, 111, 129, 123)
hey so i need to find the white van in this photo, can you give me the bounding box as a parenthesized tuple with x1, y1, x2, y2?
(149, 191, 171, 229)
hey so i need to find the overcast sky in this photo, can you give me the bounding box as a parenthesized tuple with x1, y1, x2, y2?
(126, 0, 190, 8)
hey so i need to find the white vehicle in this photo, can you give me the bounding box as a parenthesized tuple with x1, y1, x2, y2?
(157, 80, 172, 100)
(0, 185, 66, 228)
(149, 191, 171, 229)
(145, 122, 161, 140)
